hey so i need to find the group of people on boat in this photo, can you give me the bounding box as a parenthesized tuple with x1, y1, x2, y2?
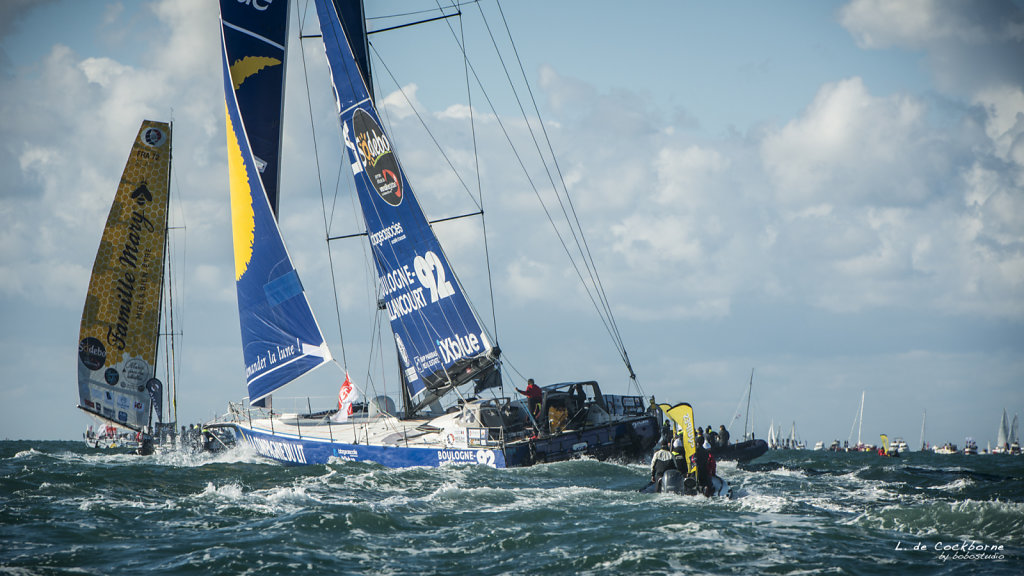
(659, 420, 732, 449)
(649, 432, 721, 497)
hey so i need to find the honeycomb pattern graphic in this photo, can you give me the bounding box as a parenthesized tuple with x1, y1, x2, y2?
(78, 120, 171, 427)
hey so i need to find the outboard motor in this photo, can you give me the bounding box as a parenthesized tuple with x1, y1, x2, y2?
(661, 469, 684, 494)
(683, 475, 698, 496)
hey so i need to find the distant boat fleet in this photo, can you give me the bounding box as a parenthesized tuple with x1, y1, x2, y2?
(760, 393, 1020, 457)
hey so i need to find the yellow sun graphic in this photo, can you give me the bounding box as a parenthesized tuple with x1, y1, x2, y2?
(225, 104, 255, 280)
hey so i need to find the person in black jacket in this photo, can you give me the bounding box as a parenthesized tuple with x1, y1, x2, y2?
(650, 439, 675, 486)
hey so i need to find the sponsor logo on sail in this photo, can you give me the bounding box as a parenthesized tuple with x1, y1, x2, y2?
(236, 0, 274, 11)
(141, 127, 166, 148)
(353, 108, 403, 206)
(131, 182, 153, 205)
(369, 222, 404, 247)
(437, 332, 483, 365)
(79, 337, 106, 370)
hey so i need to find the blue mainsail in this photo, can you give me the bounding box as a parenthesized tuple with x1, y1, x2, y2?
(219, 0, 290, 216)
(220, 9, 331, 405)
(313, 0, 497, 412)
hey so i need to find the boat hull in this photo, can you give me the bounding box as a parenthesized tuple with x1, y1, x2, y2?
(218, 414, 658, 468)
(230, 423, 510, 467)
(711, 439, 768, 462)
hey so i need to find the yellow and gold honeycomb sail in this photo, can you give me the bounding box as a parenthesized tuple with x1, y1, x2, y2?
(77, 120, 171, 431)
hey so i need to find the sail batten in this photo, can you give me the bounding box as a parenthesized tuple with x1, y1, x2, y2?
(77, 121, 172, 431)
(220, 3, 332, 404)
(314, 0, 496, 413)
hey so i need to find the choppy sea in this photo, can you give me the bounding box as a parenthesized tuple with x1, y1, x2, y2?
(1, 440, 1021, 575)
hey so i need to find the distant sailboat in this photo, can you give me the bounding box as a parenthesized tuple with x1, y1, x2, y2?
(715, 369, 768, 461)
(994, 409, 1010, 454)
(919, 410, 927, 451)
(78, 120, 178, 453)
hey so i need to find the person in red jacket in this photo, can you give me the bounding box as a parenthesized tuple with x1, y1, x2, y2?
(516, 378, 542, 417)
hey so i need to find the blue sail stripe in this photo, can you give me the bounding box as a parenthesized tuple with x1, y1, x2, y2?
(340, 97, 373, 118)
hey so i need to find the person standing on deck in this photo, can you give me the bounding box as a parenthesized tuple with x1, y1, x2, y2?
(516, 378, 542, 418)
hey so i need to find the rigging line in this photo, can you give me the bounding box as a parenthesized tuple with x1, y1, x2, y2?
(491, 1, 634, 376)
(483, 1, 626, 358)
(490, 1, 622, 349)
(439, 0, 501, 351)
(366, 43, 481, 212)
(444, 4, 623, 365)
(297, 0, 348, 369)
(367, 1, 478, 22)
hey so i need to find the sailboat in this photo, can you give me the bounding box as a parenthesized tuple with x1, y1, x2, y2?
(205, 0, 659, 467)
(845, 390, 873, 451)
(995, 411, 1021, 455)
(713, 369, 767, 461)
(78, 120, 179, 454)
(993, 409, 1010, 454)
(1009, 414, 1021, 455)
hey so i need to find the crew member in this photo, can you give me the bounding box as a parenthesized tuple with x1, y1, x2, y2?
(516, 378, 543, 417)
(650, 439, 675, 488)
(718, 424, 730, 447)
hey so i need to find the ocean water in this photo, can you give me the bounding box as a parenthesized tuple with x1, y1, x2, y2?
(1, 441, 1021, 575)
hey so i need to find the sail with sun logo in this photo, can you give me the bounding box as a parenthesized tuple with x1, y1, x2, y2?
(77, 120, 171, 431)
(219, 0, 289, 216)
(313, 0, 498, 415)
(220, 1, 332, 406)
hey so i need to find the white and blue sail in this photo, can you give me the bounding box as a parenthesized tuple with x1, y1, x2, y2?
(220, 1, 331, 405)
(314, 0, 497, 413)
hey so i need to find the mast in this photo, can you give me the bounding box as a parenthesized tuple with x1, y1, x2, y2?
(857, 391, 865, 447)
(919, 410, 927, 451)
(743, 368, 753, 440)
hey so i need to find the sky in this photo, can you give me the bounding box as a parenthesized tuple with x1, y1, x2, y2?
(1, 0, 1022, 448)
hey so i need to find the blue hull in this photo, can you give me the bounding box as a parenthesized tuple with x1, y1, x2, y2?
(222, 414, 658, 468)
(231, 425, 514, 467)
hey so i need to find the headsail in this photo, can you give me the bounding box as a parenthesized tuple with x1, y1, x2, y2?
(219, 0, 290, 216)
(313, 0, 497, 414)
(220, 7, 332, 405)
(659, 403, 697, 473)
(78, 121, 171, 431)
(997, 409, 1009, 448)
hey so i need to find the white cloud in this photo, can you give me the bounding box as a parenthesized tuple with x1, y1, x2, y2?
(839, 0, 998, 49)
(839, 0, 1024, 98)
(761, 77, 930, 206)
